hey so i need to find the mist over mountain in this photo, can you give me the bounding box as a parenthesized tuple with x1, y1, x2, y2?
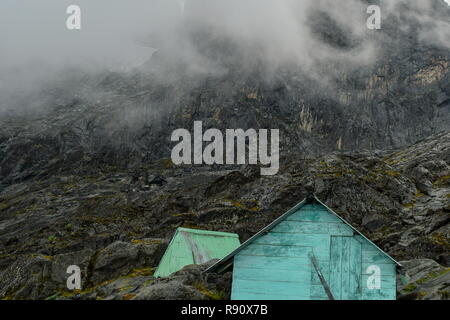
(1, 1, 449, 182)
(1, 0, 449, 108)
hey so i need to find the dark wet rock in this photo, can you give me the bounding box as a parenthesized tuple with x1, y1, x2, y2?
(50, 249, 94, 286)
(42, 261, 232, 301)
(133, 262, 232, 300)
(398, 259, 450, 300)
(148, 175, 167, 187)
(362, 213, 388, 232)
(0, 132, 448, 299)
(0, 255, 55, 299)
(91, 240, 166, 284)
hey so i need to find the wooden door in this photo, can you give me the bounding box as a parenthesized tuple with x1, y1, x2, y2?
(329, 236, 362, 300)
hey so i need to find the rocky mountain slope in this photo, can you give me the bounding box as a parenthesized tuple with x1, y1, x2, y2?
(0, 0, 449, 300)
(0, 131, 448, 300)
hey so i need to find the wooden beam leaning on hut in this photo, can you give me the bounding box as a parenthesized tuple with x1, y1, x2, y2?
(309, 252, 335, 300)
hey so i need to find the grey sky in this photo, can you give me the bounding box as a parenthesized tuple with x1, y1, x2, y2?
(0, 1, 448, 71)
(0, 0, 448, 107)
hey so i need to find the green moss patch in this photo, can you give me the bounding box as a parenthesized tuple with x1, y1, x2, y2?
(416, 268, 450, 285)
(193, 282, 227, 300)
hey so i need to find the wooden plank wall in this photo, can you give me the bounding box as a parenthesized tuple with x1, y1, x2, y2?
(154, 232, 193, 277)
(231, 204, 397, 300)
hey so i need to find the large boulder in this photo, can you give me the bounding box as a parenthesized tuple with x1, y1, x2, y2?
(90, 239, 166, 284)
(398, 259, 450, 300)
(0, 255, 54, 299)
(133, 261, 232, 300)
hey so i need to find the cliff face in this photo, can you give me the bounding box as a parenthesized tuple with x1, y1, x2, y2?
(0, 1, 449, 300)
(0, 131, 449, 300)
(1, 1, 449, 190)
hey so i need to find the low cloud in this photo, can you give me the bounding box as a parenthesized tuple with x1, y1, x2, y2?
(0, 0, 448, 113)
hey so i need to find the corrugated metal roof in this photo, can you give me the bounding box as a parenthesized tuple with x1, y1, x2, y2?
(154, 227, 240, 277)
(206, 194, 400, 274)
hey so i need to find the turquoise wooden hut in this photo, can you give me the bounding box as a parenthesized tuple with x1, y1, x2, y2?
(207, 195, 400, 300)
(154, 227, 240, 278)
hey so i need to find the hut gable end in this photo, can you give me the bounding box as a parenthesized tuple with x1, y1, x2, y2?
(154, 228, 240, 278)
(207, 195, 399, 300)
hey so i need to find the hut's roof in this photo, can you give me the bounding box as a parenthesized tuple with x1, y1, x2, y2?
(206, 194, 401, 274)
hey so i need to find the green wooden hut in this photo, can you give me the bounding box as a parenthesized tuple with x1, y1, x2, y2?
(207, 195, 400, 300)
(154, 227, 240, 278)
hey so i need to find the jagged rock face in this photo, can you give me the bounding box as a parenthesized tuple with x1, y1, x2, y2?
(0, 132, 448, 300)
(398, 259, 450, 300)
(0, 1, 449, 189)
(0, 1, 449, 300)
